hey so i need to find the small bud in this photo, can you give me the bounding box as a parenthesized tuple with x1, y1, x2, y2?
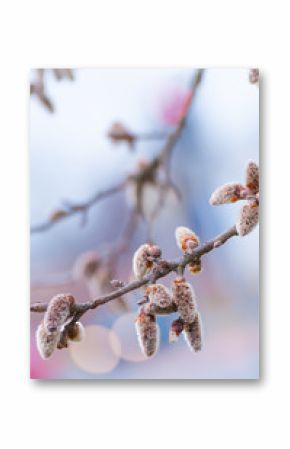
(172, 277, 197, 324)
(108, 122, 135, 148)
(169, 318, 184, 343)
(145, 283, 172, 308)
(236, 204, 259, 236)
(67, 321, 85, 342)
(209, 183, 246, 205)
(35, 321, 59, 359)
(73, 250, 101, 280)
(249, 68, 259, 84)
(135, 308, 159, 357)
(245, 161, 259, 194)
(188, 259, 202, 274)
(132, 244, 154, 280)
(183, 312, 203, 352)
(43, 293, 75, 333)
(175, 226, 200, 253)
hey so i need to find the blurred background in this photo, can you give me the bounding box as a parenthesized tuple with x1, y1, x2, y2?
(30, 68, 259, 380)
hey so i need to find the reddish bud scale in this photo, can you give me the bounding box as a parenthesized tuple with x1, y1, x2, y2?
(44, 294, 75, 333)
(67, 321, 85, 342)
(169, 318, 184, 343)
(135, 308, 159, 357)
(172, 277, 197, 324)
(183, 312, 203, 352)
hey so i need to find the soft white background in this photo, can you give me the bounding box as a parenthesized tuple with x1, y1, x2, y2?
(0, 0, 287, 447)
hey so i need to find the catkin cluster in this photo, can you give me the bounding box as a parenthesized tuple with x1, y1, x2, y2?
(133, 227, 203, 357)
(35, 293, 85, 359)
(210, 161, 259, 236)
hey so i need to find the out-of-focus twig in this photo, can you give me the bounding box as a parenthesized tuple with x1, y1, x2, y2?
(31, 69, 204, 234)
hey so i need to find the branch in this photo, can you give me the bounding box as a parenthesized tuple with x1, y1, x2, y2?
(30, 224, 238, 316)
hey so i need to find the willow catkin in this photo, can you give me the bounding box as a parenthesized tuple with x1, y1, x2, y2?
(145, 283, 172, 308)
(172, 277, 197, 324)
(183, 312, 203, 352)
(236, 203, 259, 236)
(135, 307, 159, 357)
(35, 321, 60, 359)
(43, 293, 75, 333)
(132, 244, 154, 280)
(67, 321, 85, 342)
(169, 318, 184, 343)
(209, 183, 245, 205)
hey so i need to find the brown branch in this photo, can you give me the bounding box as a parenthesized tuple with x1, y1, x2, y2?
(31, 69, 204, 234)
(30, 224, 238, 317)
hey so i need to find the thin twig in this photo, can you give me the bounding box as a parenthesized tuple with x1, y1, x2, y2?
(31, 181, 126, 233)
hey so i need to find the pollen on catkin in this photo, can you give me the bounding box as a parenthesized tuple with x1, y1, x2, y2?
(35, 321, 60, 359)
(67, 321, 85, 342)
(172, 277, 197, 324)
(175, 226, 200, 253)
(132, 244, 154, 280)
(209, 183, 245, 205)
(236, 203, 259, 236)
(145, 283, 172, 308)
(43, 293, 75, 333)
(169, 318, 184, 343)
(183, 312, 203, 352)
(135, 307, 159, 357)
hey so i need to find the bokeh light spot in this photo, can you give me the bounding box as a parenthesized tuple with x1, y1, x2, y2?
(69, 325, 121, 374)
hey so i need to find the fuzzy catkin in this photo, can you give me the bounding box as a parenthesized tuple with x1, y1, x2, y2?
(36, 321, 60, 359)
(172, 277, 197, 324)
(209, 183, 245, 205)
(236, 204, 259, 236)
(175, 226, 200, 252)
(132, 244, 153, 280)
(44, 293, 75, 333)
(189, 259, 202, 274)
(145, 283, 172, 308)
(135, 308, 159, 357)
(246, 161, 259, 194)
(183, 312, 203, 352)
